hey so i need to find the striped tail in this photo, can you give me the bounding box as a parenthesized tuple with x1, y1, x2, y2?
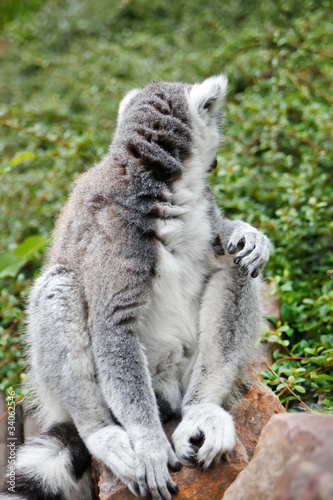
(1, 423, 90, 500)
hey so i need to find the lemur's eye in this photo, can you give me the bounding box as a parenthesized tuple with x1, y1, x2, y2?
(203, 98, 214, 110)
(208, 157, 218, 172)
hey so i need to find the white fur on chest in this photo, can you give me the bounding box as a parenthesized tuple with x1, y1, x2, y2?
(139, 177, 213, 392)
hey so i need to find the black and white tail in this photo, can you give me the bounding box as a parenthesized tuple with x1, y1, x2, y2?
(1, 423, 91, 500)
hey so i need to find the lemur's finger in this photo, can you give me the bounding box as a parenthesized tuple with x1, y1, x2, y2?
(136, 465, 148, 498)
(228, 242, 237, 254)
(228, 232, 256, 256)
(251, 267, 261, 279)
(167, 449, 182, 472)
(167, 479, 179, 494)
(172, 424, 201, 468)
(126, 480, 140, 497)
(146, 465, 173, 500)
(233, 238, 256, 259)
(228, 235, 245, 254)
(229, 230, 270, 280)
(239, 253, 261, 276)
(233, 245, 255, 262)
(241, 241, 270, 272)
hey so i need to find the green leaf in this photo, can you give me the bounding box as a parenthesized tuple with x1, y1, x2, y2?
(279, 325, 292, 333)
(299, 340, 309, 350)
(13, 235, 49, 261)
(280, 303, 292, 321)
(10, 151, 36, 167)
(280, 282, 293, 292)
(261, 369, 276, 381)
(308, 356, 327, 366)
(266, 315, 278, 326)
(278, 368, 293, 376)
(276, 383, 286, 391)
(319, 304, 331, 318)
(0, 235, 48, 279)
(315, 374, 333, 381)
(303, 298, 315, 305)
(0, 253, 25, 278)
(273, 348, 282, 360)
(294, 385, 306, 394)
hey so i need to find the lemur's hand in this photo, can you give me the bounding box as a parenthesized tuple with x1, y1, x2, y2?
(172, 403, 235, 468)
(133, 429, 181, 500)
(228, 226, 270, 278)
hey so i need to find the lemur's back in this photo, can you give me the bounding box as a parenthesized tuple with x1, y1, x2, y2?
(44, 80, 216, 407)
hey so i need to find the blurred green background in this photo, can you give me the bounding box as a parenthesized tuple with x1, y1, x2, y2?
(0, 0, 332, 410)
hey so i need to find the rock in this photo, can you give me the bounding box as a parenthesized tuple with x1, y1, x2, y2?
(222, 413, 333, 500)
(92, 418, 246, 500)
(231, 368, 285, 461)
(261, 282, 280, 323)
(0, 393, 23, 491)
(92, 371, 285, 499)
(251, 282, 281, 375)
(253, 342, 273, 375)
(23, 411, 42, 440)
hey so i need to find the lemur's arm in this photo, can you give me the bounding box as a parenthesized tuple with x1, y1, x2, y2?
(173, 210, 270, 468)
(84, 236, 180, 499)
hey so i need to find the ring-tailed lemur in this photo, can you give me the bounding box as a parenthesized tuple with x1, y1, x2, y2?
(2, 76, 270, 500)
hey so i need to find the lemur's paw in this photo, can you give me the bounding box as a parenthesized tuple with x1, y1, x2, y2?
(172, 403, 235, 468)
(228, 228, 270, 278)
(86, 426, 139, 496)
(133, 430, 180, 500)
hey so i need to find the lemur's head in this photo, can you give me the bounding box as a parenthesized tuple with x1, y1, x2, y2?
(112, 75, 227, 183)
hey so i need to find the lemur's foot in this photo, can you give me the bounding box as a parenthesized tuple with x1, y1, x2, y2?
(86, 426, 139, 496)
(172, 403, 235, 468)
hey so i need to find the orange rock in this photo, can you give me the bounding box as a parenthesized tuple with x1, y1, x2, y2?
(92, 372, 285, 499)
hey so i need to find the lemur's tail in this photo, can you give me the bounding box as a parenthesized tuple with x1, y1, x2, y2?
(1, 422, 90, 500)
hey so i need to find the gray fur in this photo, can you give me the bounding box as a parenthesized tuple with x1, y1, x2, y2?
(4, 76, 270, 500)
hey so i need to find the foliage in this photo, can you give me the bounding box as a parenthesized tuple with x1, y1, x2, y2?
(0, 0, 332, 409)
(0, 235, 49, 279)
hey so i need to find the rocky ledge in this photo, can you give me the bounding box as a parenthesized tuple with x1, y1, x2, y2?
(223, 412, 333, 500)
(92, 370, 285, 499)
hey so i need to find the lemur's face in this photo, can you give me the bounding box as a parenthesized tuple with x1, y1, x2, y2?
(186, 75, 227, 174)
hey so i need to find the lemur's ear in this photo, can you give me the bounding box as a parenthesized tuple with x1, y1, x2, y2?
(189, 75, 228, 119)
(117, 88, 141, 123)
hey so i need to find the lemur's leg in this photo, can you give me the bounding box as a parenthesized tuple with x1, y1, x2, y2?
(31, 263, 181, 499)
(82, 245, 182, 500)
(173, 219, 270, 468)
(26, 265, 140, 496)
(154, 373, 183, 423)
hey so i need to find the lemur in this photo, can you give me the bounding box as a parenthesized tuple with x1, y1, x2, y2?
(3, 76, 270, 500)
